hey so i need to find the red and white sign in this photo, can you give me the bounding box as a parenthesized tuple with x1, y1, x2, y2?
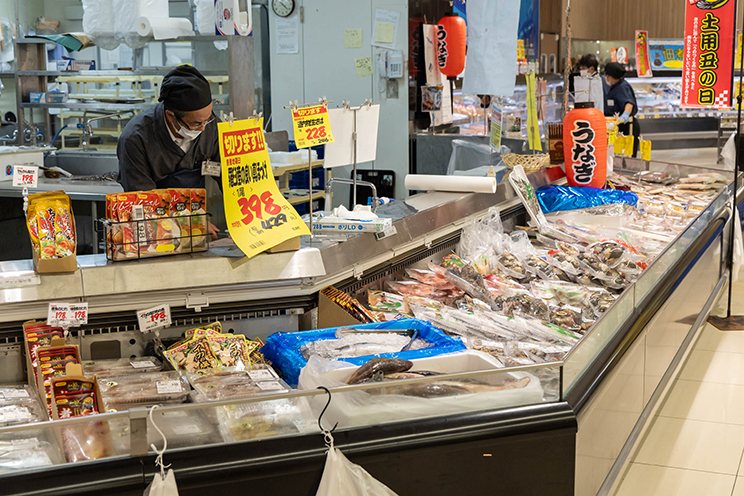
(12, 165, 38, 188)
(48, 302, 88, 328)
(681, 0, 738, 108)
(136, 303, 171, 333)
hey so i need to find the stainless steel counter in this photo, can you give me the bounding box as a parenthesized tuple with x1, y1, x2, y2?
(0, 171, 545, 322)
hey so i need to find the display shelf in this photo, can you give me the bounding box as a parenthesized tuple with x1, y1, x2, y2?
(20, 102, 155, 110)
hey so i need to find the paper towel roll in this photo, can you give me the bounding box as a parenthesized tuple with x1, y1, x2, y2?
(137, 17, 194, 39)
(404, 174, 497, 194)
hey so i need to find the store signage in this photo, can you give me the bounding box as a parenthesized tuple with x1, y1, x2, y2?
(291, 104, 335, 149)
(12, 165, 38, 188)
(218, 118, 310, 258)
(136, 303, 171, 333)
(635, 31, 653, 77)
(648, 39, 684, 71)
(681, 0, 737, 108)
(47, 302, 88, 328)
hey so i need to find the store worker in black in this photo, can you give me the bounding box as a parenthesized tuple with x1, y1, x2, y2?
(117, 65, 221, 236)
(603, 62, 640, 157)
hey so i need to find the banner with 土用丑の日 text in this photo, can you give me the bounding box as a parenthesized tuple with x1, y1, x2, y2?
(681, 0, 737, 109)
(218, 118, 310, 258)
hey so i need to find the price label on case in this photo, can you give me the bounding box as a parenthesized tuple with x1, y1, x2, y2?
(47, 302, 88, 327)
(136, 304, 171, 333)
(12, 165, 38, 188)
(291, 104, 335, 149)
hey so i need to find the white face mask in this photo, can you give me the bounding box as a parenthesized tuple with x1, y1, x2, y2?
(580, 69, 588, 77)
(177, 122, 202, 141)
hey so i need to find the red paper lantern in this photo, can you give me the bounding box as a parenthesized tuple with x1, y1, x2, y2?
(563, 102, 608, 189)
(437, 14, 466, 78)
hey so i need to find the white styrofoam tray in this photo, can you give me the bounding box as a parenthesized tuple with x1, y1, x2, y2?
(300, 350, 544, 428)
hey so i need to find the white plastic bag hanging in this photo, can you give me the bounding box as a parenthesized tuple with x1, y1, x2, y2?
(144, 469, 179, 496)
(143, 406, 179, 496)
(721, 132, 736, 171)
(316, 447, 399, 496)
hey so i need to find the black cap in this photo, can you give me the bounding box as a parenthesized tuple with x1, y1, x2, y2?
(575, 102, 595, 109)
(604, 62, 626, 80)
(159, 65, 212, 112)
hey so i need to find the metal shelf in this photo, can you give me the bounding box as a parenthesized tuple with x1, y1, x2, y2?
(20, 102, 154, 110)
(0, 72, 15, 78)
(17, 69, 228, 77)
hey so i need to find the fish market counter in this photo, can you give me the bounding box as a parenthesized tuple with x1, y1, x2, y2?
(0, 161, 738, 496)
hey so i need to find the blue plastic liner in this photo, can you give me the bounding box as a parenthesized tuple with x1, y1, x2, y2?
(536, 185, 638, 214)
(261, 318, 466, 386)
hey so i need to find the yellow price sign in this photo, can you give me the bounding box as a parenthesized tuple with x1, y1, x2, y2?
(291, 104, 335, 149)
(640, 139, 652, 161)
(218, 118, 310, 258)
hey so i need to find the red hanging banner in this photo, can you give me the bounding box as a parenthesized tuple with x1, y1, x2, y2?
(635, 31, 653, 77)
(681, 0, 737, 109)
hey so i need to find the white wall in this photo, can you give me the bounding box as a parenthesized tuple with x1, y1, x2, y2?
(269, 0, 409, 202)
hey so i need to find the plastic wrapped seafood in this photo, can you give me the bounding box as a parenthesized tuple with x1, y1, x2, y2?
(98, 371, 189, 412)
(301, 331, 431, 360)
(188, 365, 289, 402)
(83, 357, 162, 377)
(503, 294, 550, 320)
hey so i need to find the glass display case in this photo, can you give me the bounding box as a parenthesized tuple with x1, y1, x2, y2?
(451, 74, 565, 139)
(626, 76, 737, 120)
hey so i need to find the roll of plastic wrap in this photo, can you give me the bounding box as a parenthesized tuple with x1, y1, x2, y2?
(137, 17, 195, 39)
(404, 174, 497, 194)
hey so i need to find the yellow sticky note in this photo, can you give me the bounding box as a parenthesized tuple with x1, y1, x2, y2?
(355, 56, 373, 77)
(344, 29, 362, 49)
(375, 22, 395, 44)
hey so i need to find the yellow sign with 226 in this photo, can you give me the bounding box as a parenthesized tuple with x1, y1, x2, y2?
(291, 104, 335, 149)
(218, 118, 310, 258)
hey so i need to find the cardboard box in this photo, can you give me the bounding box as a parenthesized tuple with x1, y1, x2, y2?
(267, 236, 301, 254)
(29, 92, 46, 103)
(317, 291, 363, 329)
(56, 59, 96, 71)
(50, 363, 105, 420)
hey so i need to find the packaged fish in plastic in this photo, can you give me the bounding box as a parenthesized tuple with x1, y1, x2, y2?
(405, 268, 456, 289)
(576, 253, 626, 289)
(368, 290, 410, 314)
(443, 265, 498, 309)
(386, 280, 447, 298)
(587, 288, 617, 315)
(548, 304, 584, 333)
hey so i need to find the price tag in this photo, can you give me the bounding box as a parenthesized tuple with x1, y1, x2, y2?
(375, 225, 398, 241)
(218, 118, 311, 258)
(171, 423, 203, 436)
(256, 381, 285, 391)
(47, 302, 88, 328)
(12, 165, 38, 188)
(247, 369, 277, 382)
(156, 380, 182, 395)
(136, 304, 171, 333)
(0, 273, 41, 289)
(0, 388, 30, 399)
(130, 360, 156, 369)
(291, 104, 335, 149)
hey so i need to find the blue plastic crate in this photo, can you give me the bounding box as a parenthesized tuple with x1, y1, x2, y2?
(261, 318, 466, 386)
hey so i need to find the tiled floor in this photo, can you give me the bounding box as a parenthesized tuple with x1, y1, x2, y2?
(613, 278, 744, 496)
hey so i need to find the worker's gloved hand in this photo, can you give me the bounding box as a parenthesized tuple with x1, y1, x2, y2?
(617, 111, 631, 124)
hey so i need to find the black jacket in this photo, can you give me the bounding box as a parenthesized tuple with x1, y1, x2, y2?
(117, 103, 221, 191)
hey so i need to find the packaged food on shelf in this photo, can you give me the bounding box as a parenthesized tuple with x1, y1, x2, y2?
(0, 397, 46, 426)
(367, 290, 411, 315)
(83, 357, 163, 377)
(25, 191, 77, 272)
(98, 371, 189, 412)
(215, 396, 316, 442)
(0, 435, 63, 474)
(104, 188, 208, 261)
(297, 352, 543, 428)
(59, 420, 115, 463)
(187, 365, 288, 402)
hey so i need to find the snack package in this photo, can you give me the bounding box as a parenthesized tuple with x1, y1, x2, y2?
(208, 334, 250, 368)
(321, 287, 376, 323)
(190, 188, 208, 250)
(26, 192, 76, 260)
(166, 334, 221, 372)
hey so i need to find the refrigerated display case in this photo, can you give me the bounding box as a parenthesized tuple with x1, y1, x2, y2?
(0, 159, 739, 495)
